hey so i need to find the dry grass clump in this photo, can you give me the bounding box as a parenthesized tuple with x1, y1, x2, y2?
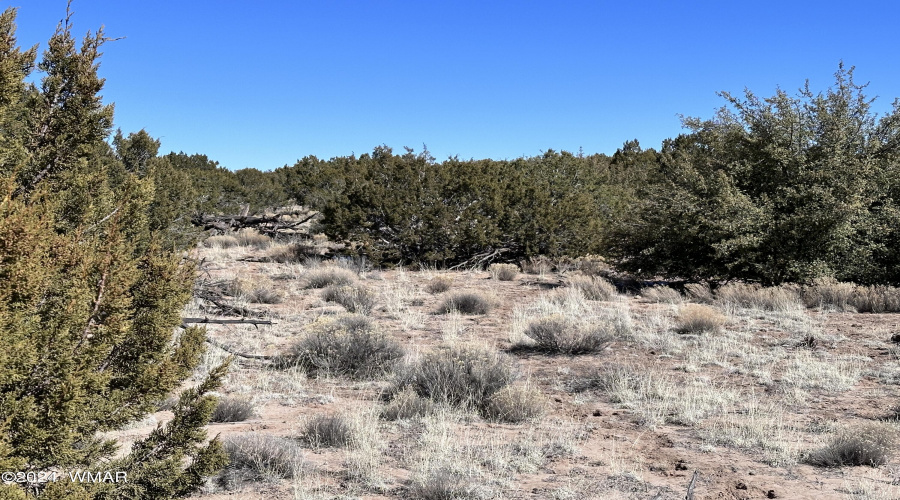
(426, 276, 453, 294)
(408, 469, 474, 500)
(520, 255, 553, 275)
(802, 279, 900, 313)
(684, 283, 714, 303)
(567, 274, 617, 301)
(481, 384, 546, 423)
(675, 304, 726, 334)
(436, 291, 494, 315)
(300, 414, 354, 449)
(302, 266, 357, 289)
(222, 433, 305, 480)
(488, 263, 519, 281)
(210, 396, 256, 423)
(235, 228, 271, 248)
(641, 285, 682, 303)
(575, 254, 610, 276)
(322, 283, 376, 314)
(279, 315, 403, 379)
(805, 422, 898, 467)
(266, 240, 322, 263)
(204, 234, 240, 248)
(714, 283, 800, 312)
(231, 277, 284, 304)
(389, 344, 517, 411)
(381, 387, 436, 421)
(510, 287, 632, 349)
(580, 364, 736, 428)
(519, 315, 613, 354)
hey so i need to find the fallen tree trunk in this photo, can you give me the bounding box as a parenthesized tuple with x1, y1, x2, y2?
(182, 317, 276, 327)
(192, 211, 318, 236)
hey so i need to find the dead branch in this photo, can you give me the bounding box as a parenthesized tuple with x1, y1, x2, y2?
(204, 337, 274, 361)
(191, 211, 318, 237)
(685, 470, 699, 500)
(182, 317, 276, 326)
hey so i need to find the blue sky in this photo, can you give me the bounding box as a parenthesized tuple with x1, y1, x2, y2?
(8, 1, 900, 171)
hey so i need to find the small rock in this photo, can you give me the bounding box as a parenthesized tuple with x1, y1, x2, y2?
(767, 490, 777, 499)
(736, 481, 747, 490)
(592, 409, 602, 416)
(890, 333, 900, 343)
(675, 460, 689, 471)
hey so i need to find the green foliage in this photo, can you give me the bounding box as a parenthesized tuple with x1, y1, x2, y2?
(0, 7, 226, 498)
(606, 64, 900, 284)
(281, 146, 608, 265)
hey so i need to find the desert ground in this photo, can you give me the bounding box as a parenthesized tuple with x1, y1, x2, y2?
(112, 233, 900, 499)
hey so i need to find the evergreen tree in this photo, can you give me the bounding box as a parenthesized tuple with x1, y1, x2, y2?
(0, 7, 227, 498)
(607, 64, 900, 284)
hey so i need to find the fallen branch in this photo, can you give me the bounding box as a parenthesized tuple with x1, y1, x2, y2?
(182, 317, 276, 327)
(685, 470, 699, 500)
(449, 247, 510, 270)
(204, 337, 274, 361)
(192, 211, 318, 236)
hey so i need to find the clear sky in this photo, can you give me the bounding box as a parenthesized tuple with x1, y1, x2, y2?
(8, 1, 900, 171)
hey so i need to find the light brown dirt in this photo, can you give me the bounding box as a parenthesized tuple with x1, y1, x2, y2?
(115, 243, 900, 499)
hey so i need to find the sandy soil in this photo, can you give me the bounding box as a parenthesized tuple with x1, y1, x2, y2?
(110, 242, 900, 499)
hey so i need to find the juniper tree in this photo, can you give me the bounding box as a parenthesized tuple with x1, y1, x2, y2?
(0, 7, 227, 499)
(607, 64, 900, 284)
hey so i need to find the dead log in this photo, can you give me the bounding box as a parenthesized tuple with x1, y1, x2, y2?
(192, 211, 318, 237)
(182, 317, 276, 327)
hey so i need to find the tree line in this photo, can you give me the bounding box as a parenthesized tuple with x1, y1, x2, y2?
(3, 3, 899, 497)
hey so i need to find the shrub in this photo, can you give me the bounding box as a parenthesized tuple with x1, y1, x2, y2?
(408, 469, 473, 500)
(852, 285, 900, 313)
(266, 240, 321, 263)
(223, 434, 304, 480)
(520, 315, 613, 354)
(235, 228, 271, 248)
(381, 388, 436, 421)
(279, 316, 404, 378)
(390, 344, 517, 410)
(714, 283, 800, 312)
(802, 279, 900, 313)
(642, 285, 682, 304)
(521, 255, 553, 275)
(436, 292, 493, 315)
(303, 266, 357, 288)
(231, 278, 284, 304)
(210, 397, 256, 423)
(322, 283, 376, 314)
(805, 422, 898, 467)
(675, 304, 726, 334)
(568, 274, 617, 301)
(488, 263, 519, 281)
(684, 283, 714, 303)
(300, 414, 354, 448)
(481, 385, 546, 423)
(426, 276, 453, 294)
(204, 234, 240, 248)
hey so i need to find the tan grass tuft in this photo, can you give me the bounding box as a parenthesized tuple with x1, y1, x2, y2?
(488, 263, 519, 281)
(567, 274, 617, 301)
(675, 304, 726, 335)
(641, 285, 683, 304)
